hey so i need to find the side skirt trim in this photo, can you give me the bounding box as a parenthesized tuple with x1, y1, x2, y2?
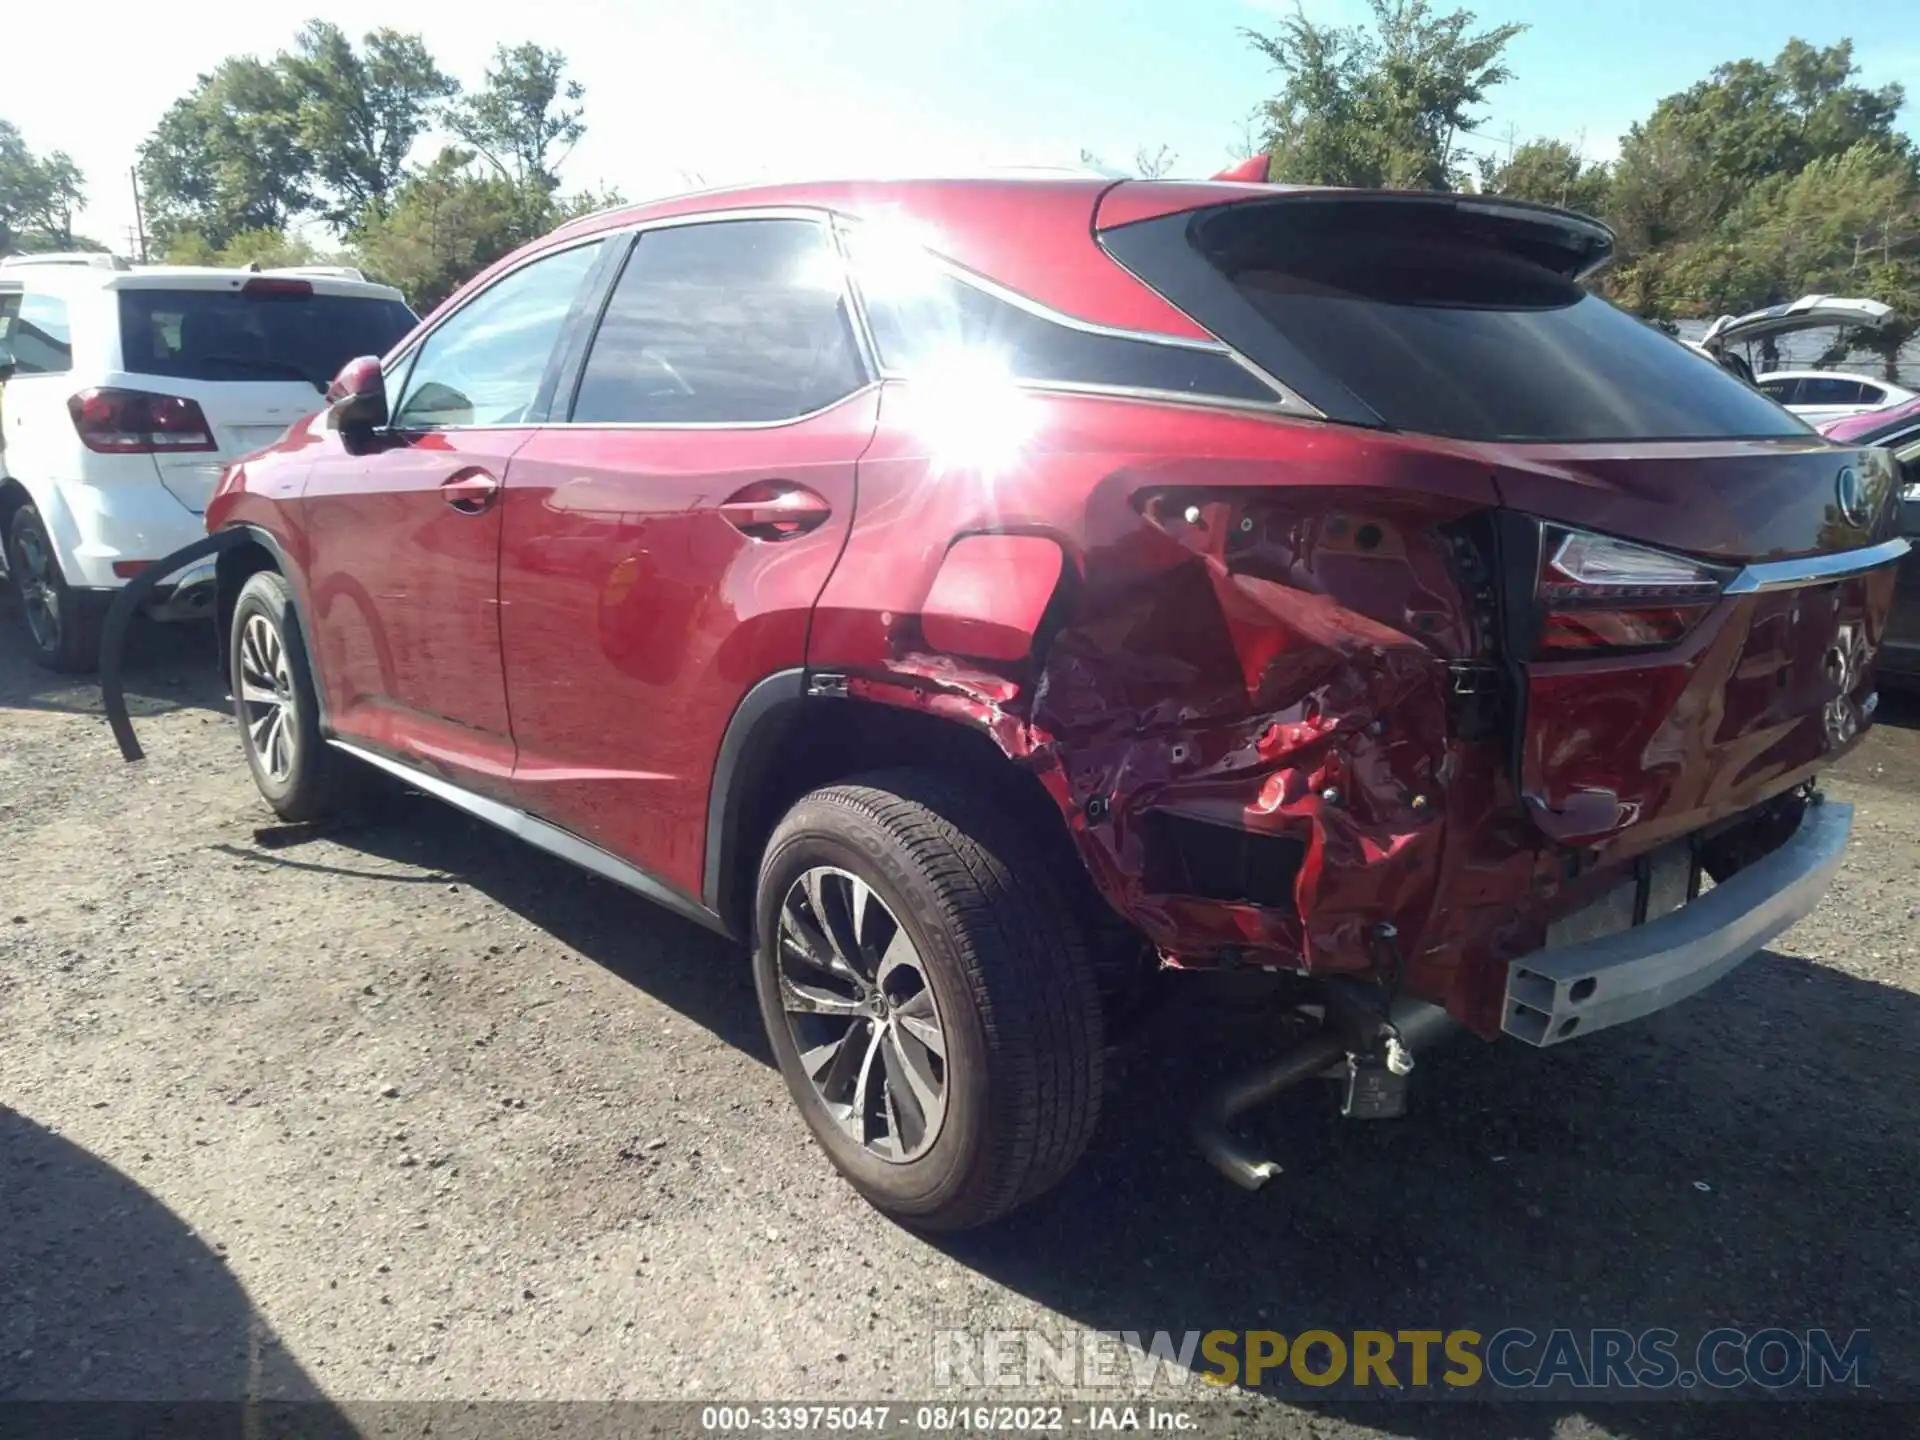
(329, 740, 731, 939)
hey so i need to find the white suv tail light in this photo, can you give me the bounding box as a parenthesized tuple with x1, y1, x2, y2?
(68, 387, 217, 455)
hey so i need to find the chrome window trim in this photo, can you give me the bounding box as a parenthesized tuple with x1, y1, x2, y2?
(1722, 536, 1910, 595)
(991, 377, 1318, 418)
(833, 216, 1323, 417)
(385, 202, 1325, 432)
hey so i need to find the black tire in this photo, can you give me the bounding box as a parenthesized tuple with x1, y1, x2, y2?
(6, 503, 106, 673)
(753, 770, 1105, 1230)
(229, 570, 361, 822)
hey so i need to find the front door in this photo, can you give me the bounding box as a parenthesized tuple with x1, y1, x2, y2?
(499, 215, 877, 896)
(297, 239, 607, 784)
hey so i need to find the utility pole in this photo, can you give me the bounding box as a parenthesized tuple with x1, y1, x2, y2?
(129, 167, 149, 264)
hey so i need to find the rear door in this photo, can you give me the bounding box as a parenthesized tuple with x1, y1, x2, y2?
(112, 276, 416, 514)
(296, 240, 607, 784)
(499, 214, 876, 896)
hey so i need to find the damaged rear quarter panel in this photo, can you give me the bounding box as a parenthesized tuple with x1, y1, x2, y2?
(807, 388, 1523, 1022)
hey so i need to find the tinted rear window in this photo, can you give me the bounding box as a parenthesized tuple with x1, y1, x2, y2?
(1105, 199, 1809, 442)
(119, 288, 417, 390)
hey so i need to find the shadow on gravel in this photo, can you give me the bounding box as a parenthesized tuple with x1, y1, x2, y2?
(245, 790, 768, 1062)
(0, 589, 222, 719)
(935, 950, 1917, 1429)
(0, 1106, 341, 1410)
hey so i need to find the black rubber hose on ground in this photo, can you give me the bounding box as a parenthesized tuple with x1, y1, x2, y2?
(101, 530, 248, 763)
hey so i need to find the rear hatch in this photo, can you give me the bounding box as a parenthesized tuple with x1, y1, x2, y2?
(1701, 294, 1896, 354)
(1098, 189, 1905, 848)
(112, 274, 415, 513)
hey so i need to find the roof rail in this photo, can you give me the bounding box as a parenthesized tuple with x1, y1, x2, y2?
(266, 264, 368, 282)
(0, 251, 132, 271)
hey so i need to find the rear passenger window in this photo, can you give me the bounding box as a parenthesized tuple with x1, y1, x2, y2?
(0, 291, 73, 375)
(570, 219, 864, 425)
(1759, 378, 1799, 404)
(393, 240, 603, 429)
(1800, 376, 1871, 405)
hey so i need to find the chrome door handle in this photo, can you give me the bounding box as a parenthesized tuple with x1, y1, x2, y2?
(442, 470, 501, 515)
(716, 482, 832, 540)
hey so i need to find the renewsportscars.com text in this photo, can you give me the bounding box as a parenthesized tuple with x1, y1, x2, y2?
(932, 1327, 1871, 1394)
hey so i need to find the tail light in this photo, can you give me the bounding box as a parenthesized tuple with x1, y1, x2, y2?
(68, 388, 217, 454)
(1535, 526, 1729, 654)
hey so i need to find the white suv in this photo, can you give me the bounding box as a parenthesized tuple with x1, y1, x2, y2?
(0, 253, 415, 670)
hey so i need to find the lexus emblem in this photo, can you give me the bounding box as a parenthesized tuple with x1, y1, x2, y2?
(1835, 465, 1870, 527)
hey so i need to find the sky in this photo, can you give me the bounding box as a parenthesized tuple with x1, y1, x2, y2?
(7, 0, 1917, 254)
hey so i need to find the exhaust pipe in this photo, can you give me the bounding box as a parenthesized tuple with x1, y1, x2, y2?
(1191, 996, 1458, 1189)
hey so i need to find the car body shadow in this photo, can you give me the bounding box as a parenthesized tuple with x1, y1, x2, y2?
(0, 588, 222, 719)
(246, 788, 768, 1064)
(227, 769, 1914, 1431)
(929, 948, 1916, 1424)
(0, 1106, 348, 1419)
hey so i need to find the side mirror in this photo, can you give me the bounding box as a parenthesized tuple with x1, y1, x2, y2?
(325, 356, 388, 436)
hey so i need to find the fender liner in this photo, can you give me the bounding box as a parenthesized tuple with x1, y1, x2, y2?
(101, 529, 254, 762)
(701, 667, 808, 930)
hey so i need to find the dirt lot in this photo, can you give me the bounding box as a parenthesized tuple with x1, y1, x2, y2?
(2, 593, 1917, 1436)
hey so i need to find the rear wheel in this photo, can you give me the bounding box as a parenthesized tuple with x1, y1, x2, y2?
(753, 770, 1105, 1230)
(6, 503, 105, 673)
(230, 570, 361, 822)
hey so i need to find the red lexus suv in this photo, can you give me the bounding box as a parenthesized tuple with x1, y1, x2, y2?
(158, 175, 1903, 1229)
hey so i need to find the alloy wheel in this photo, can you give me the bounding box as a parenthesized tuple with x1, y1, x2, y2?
(13, 526, 60, 653)
(776, 866, 949, 1162)
(238, 613, 298, 784)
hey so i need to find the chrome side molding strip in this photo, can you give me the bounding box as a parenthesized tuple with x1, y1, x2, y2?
(1723, 536, 1910, 595)
(329, 740, 731, 938)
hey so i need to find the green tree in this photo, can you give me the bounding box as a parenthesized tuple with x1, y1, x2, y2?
(163, 226, 323, 269)
(1660, 143, 1920, 373)
(138, 58, 314, 249)
(0, 119, 88, 253)
(281, 22, 459, 233)
(447, 43, 585, 202)
(1604, 38, 1910, 309)
(1246, 0, 1525, 191)
(351, 148, 535, 311)
(1477, 137, 1610, 217)
(352, 145, 622, 312)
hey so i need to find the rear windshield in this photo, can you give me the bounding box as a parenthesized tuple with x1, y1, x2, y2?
(1104, 199, 1810, 442)
(118, 288, 417, 390)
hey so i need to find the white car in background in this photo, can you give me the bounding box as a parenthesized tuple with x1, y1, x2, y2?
(0, 253, 415, 670)
(1685, 293, 1912, 423)
(1753, 369, 1918, 425)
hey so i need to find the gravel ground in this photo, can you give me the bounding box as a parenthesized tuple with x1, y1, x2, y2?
(2, 595, 1916, 1438)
